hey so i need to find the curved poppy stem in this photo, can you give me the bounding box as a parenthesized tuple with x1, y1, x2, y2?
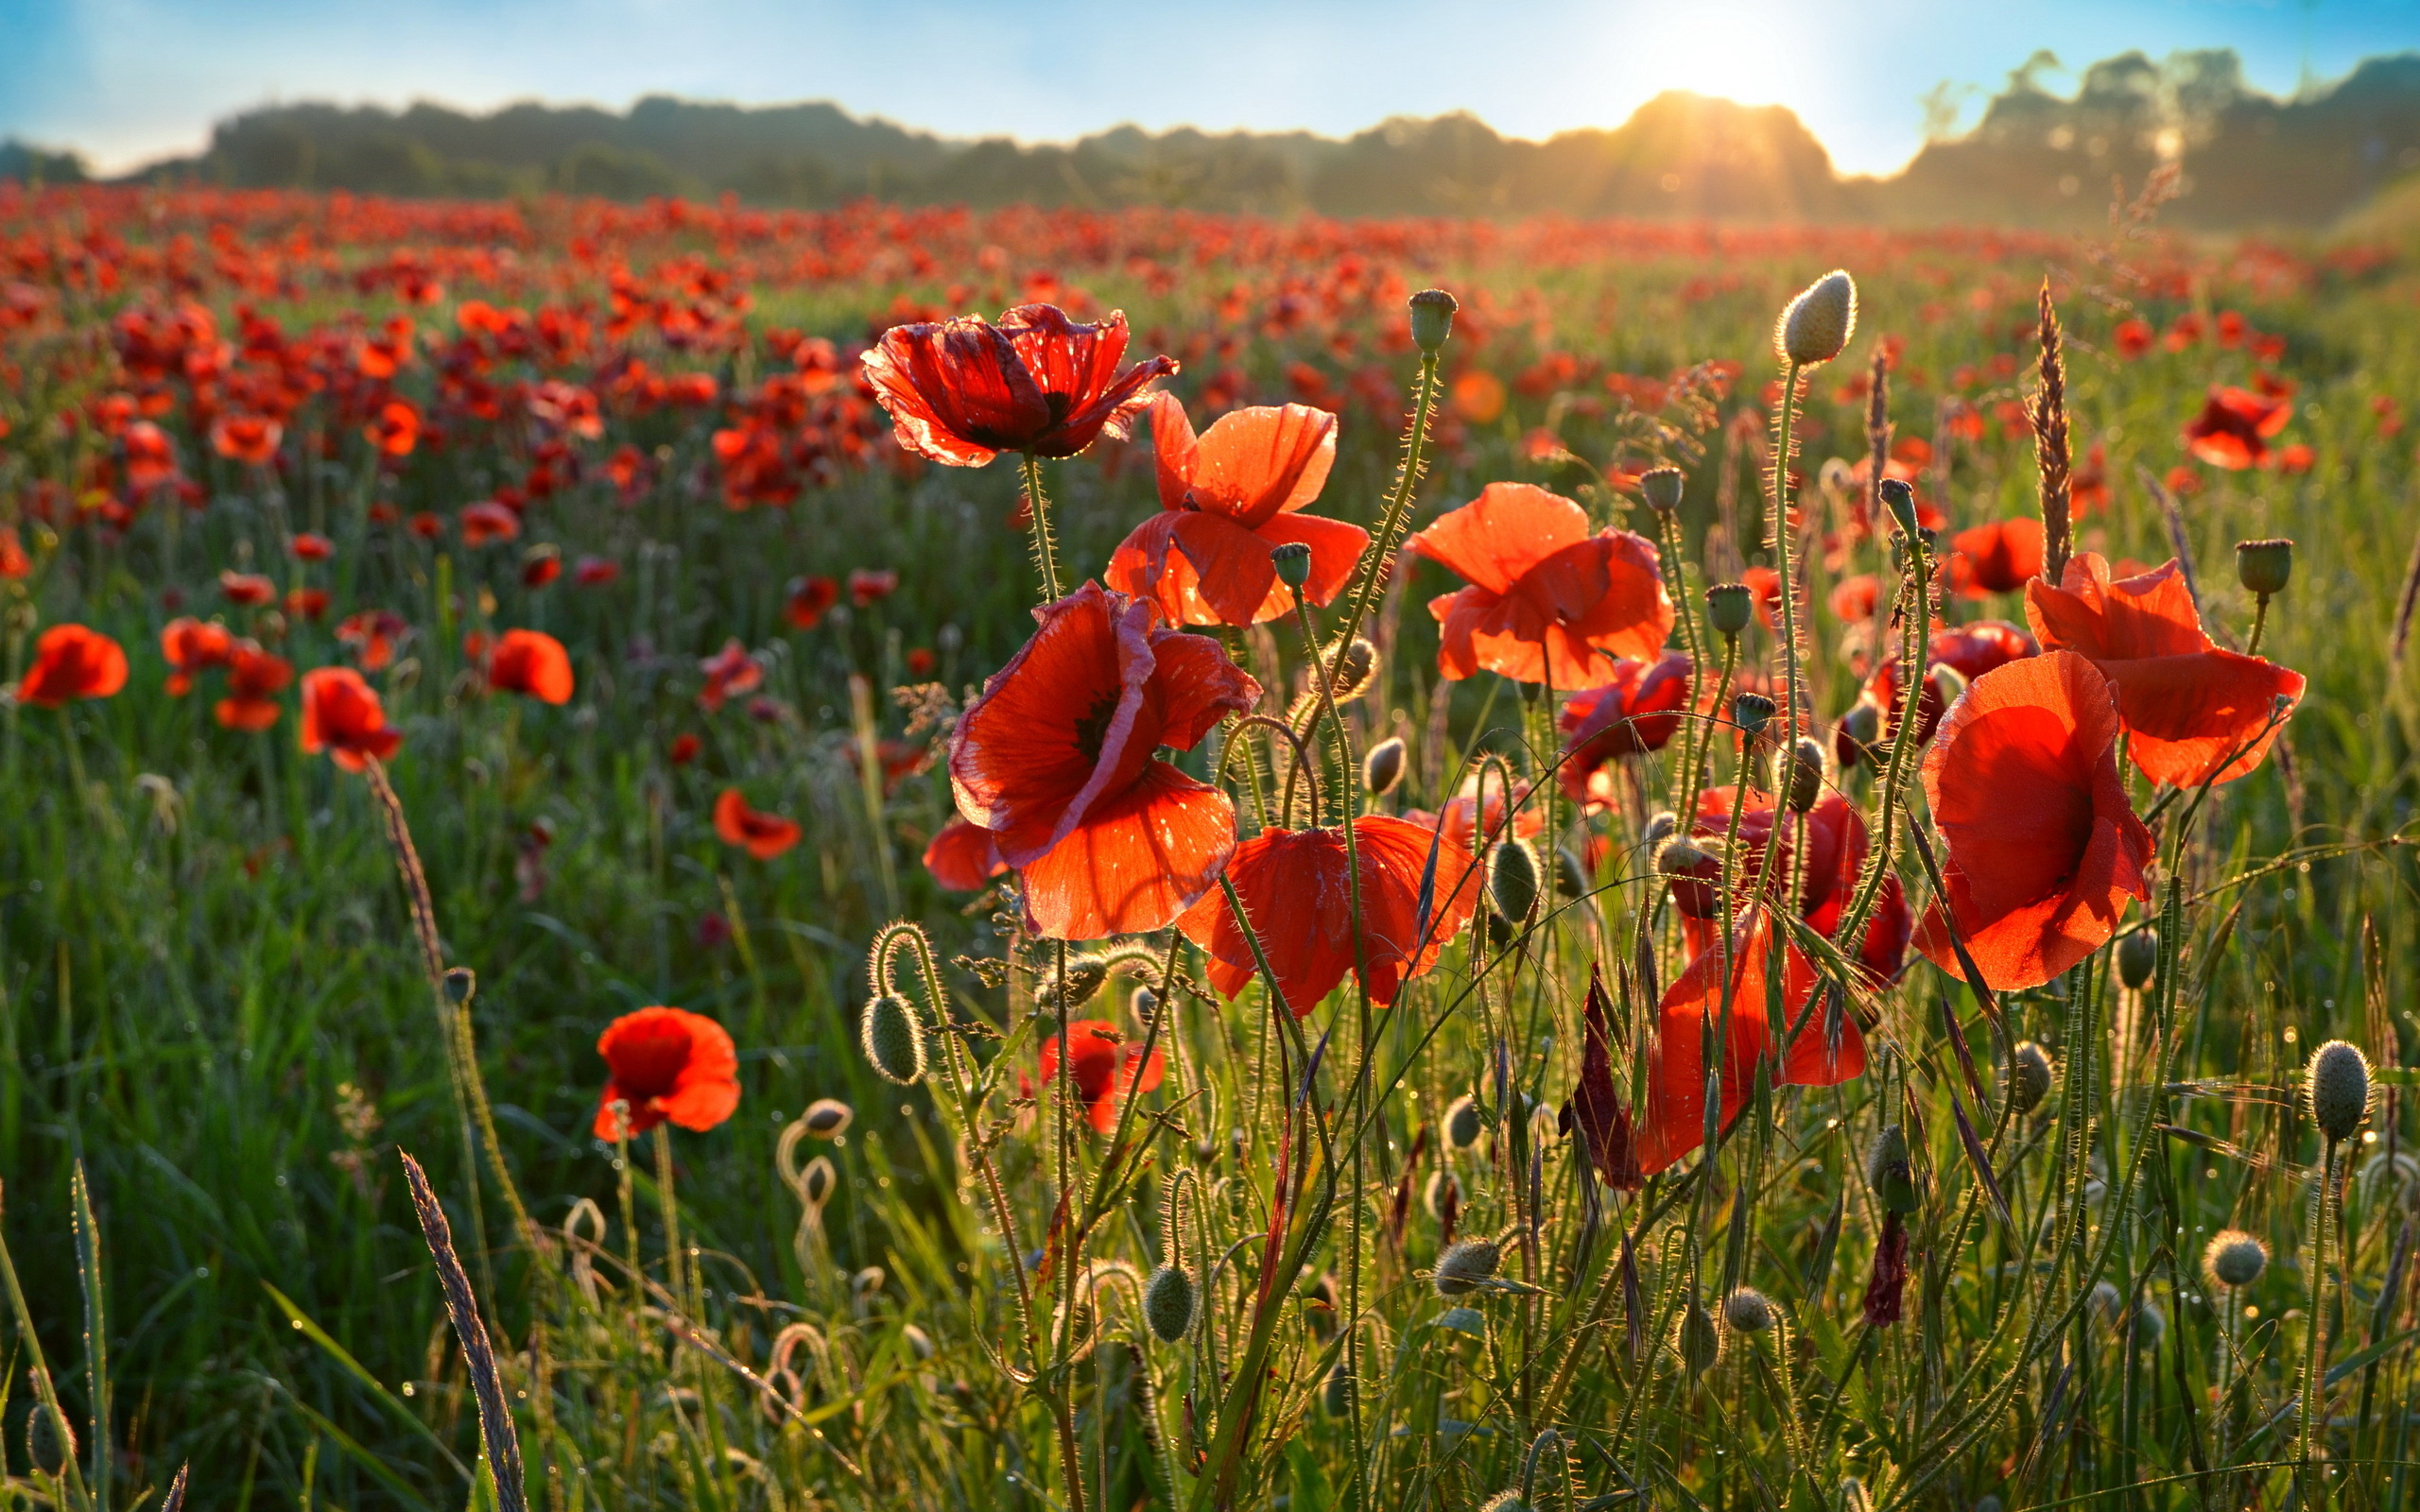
(1219, 713, 1321, 831)
(1020, 452, 1064, 604)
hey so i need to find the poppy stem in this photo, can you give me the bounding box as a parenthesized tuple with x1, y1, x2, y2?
(651, 1124, 687, 1317)
(1655, 507, 1707, 796)
(56, 704, 91, 817)
(1334, 349, 1443, 650)
(1021, 452, 1064, 604)
(2246, 593, 2272, 659)
(2297, 1136, 2337, 1486)
(1768, 360, 1806, 750)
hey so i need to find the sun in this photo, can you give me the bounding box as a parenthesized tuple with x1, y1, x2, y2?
(1634, 5, 1801, 106)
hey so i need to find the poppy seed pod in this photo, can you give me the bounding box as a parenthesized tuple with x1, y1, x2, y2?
(1775, 269, 1858, 367)
(1434, 1236, 1502, 1296)
(1722, 1286, 1776, 1334)
(1409, 288, 1459, 352)
(1487, 840, 1541, 924)
(2008, 1040, 2054, 1113)
(801, 1097, 854, 1138)
(2236, 538, 2293, 598)
(2117, 928, 2159, 990)
(25, 1400, 75, 1477)
(2203, 1229, 2269, 1289)
(1706, 582, 1754, 638)
(1640, 466, 1685, 514)
(860, 993, 927, 1085)
(1143, 1263, 1197, 1343)
(1270, 541, 1313, 589)
(1673, 1295, 1722, 1377)
(1866, 1124, 1920, 1214)
(1443, 1093, 1484, 1150)
(2306, 1039, 2372, 1143)
(1878, 477, 1920, 538)
(1783, 736, 1826, 814)
(1733, 692, 1776, 741)
(1362, 735, 1407, 795)
(800, 1154, 838, 1208)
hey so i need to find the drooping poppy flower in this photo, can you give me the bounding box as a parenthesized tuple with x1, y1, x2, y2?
(1837, 619, 2038, 764)
(1558, 651, 1693, 807)
(161, 616, 235, 696)
(1949, 517, 2045, 595)
(1662, 786, 1909, 986)
(214, 643, 293, 731)
(714, 788, 802, 860)
(486, 628, 575, 705)
(12, 624, 129, 707)
(299, 666, 403, 770)
(2023, 553, 2305, 788)
(2184, 386, 2290, 470)
(698, 640, 763, 713)
(1178, 814, 1480, 1017)
(591, 1005, 741, 1139)
(1103, 392, 1368, 627)
(1910, 651, 2153, 991)
(1035, 1018, 1166, 1134)
(219, 571, 275, 607)
(785, 575, 839, 628)
(949, 582, 1258, 940)
(862, 304, 1177, 467)
(1409, 484, 1673, 688)
(923, 815, 1009, 891)
(459, 501, 521, 546)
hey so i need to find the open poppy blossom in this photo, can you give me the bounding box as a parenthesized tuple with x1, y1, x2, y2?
(1949, 517, 2045, 596)
(1178, 814, 1479, 1016)
(219, 571, 275, 607)
(162, 616, 235, 696)
(13, 624, 129, 707)
(1910, 651, 2153, 991)
(1035, 1018, 1166, 1134)
(2024, 552, 2303, 787)
(1103, 392, 1368, 627)
(366, 399, 422, 457)
(591, 1005, 740, 1139)
(1664, 786, 1909, 985)
(714, 788, 802, 860)
(863, 303, 1177, 467)
(487, 628, 575, 705)
(300, 666, 403, 769)
(923, 815, 1010, 891)
(1558, 650, 1692, 807)
(289, 532, 334, 562)
(697, 640, 764, 712)
(459, 501, 521, 546)
(1838, 619, 2038, 763)
(785, 575, 839, 628)
(1409, 483, 1673, 688)
(337, 610, 407, 672)
(2184, 386, 2291, 470)
(210, 413, 283, 466)
(949, 582, 1258, 939)
(214, 643, 293, 730)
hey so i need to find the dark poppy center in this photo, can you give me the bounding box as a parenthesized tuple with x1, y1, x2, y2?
(1072, 690, 1122, 765)
(608, 1023, 693, 1101)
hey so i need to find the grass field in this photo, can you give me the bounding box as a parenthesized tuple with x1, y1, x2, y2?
(1, 181, 2417, 1511)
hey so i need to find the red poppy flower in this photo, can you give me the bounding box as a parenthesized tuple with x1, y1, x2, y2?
(668, 732, 701, 765)
(214, 643, 293, 730)
(591, 1005, 740, 1139)
(1558, 651, 1692, 807)
(122, 421, 179, 492)
(367, 399, 421, 457)
(1910, 651, 2153, 991)
(1401, 773, 1546, 850)
(211, 413, 283, 466)
(1949, 517, 2044, 595)
(698, 639, 763, 712)
(219, 570, 275, 607)
(487, 628, 575, 705)
(1178, 814, 1480, 1016)
(862, 304, 1176, 467)
(0, 526, 26, 579)
(1829, 574, 1880, 623)
(521, 549, 562, 589)
(337, 610, 406, 672)
(1663, 786, 1909, 986)
(300, 666, 403, 770)
(848, 568, 899, 607)
(1035, 1018, 1166, 1134)
(407, 512, 444, 540)
(2113, 318, 2153, 359)
(949, 582, 1258, 940)
(285, 588, 329, 622)
(1839, 620, 2038, 763)
(2023, 553, 2305, 788)
(459, 501, 520, 546)
(574, 557, 621, 588)
(1737, 566, 1782, 630)
(1103, 392, 1367, 627)
(162, 616, 235, 696)
(923, 815, 1010, 891)
(13, 624, 129, 707)
(785, 575, 839, 628)
(714, 788, 802, 860)
(2183, 386, 2290, 470)
(1410, 484, 1673, 687)
(289, 532, 334, 563)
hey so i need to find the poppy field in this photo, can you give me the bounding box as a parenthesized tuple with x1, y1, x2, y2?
(2, 180, 2419, 1512)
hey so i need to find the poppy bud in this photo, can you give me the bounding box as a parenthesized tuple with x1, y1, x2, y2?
(1324, 637, 1379, 700)
(1643, 811, 1679, 848)
(2134, 1301, 2167, 1349)
(1673, 1295, 1721, 1378)
(1733, 692, 1776, 741)
(1443, 1093, 1484, 1150)
(1424, 1166, 1461, 1218)
(2202, 1228, 2269, 1290)
(1322, 1364, 1356, 1418)
(1782, 736, 1826, 814)
(1485, 911, 1516, 951)
(1487, 840, 1541, 924)
(1928, 663, 1968, 711)
(2236, 537, 2292, 598)
(1706, 582, 1754, 638)
(1055, 954, 1111, 1008)
(1434, 1236, 1502, 1296)
(2007, 1040, 2054, 1113)
(801, 1097, 853, 1139)
(443, 966, 477, 1005)
(1363, 735, 1407, 796)
(1722, 1286, 1776, 1334)
(799, 1154, 838, 1208)
(25, 1400, 75, 1477)
(1878, 477, 1920, 538)
(1478, 1494, 1530, 1512)
(1655, 837, 1712, 875)
(1775, 269, 1858, 367)
(1270, 541, 1313, 589)
(1865, 1124, 1919, 1214)
(1130, 985, 1159, 1025)
(860, 993, 927, 1085)
(1640, 466, 1685, 514)
(1553, 844, 1589, 900)
(1143, 1263, 1197, 1343)
(1838, 701, 1881, 763)
(2117, 928, 2158, 990)
(1409, 289, 1459, 353)
(2305, 1038, 2371, 1143)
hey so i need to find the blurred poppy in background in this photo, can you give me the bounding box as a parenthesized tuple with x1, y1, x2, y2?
(591, 1005, 740, 1139)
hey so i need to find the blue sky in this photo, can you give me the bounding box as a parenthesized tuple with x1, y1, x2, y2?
(1, 0, 2412, 176)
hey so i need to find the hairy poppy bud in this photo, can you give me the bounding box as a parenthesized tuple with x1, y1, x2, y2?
(2202, 1228, 2269, 1289)
(1722, 1286, 1776, 1334)
(1928, 663, 1968, 711)
(25, 1400, 75, 1477)
(1322, 1364, 1356, 1418)
(1424, 1166, 1461, 1218)
(1478, 1494, 1530, 1512)
(860, 993, 927, 1085)
(2236, 537, 2292, 598)
(1443, 1093, 1484, 1150)
(1143, 1263, 1197, 1343)
(1409, 288, 1459, 352)
(1878, 476, 1920, 538)
(1866, 1124, 1919, 1214)
(1640, 466, 1685, 514)
(2008, 1040, 2054, 1113)
(1733, 692, 1776, 741)
(1270, 541, 1313, 589)
(799, 1154, 838, 1208)
(2117, 928, 2158, 990)
(1837, 701, 1881, 765)
(2306, 1039, 2372, 1143)
(1775, 269, 1858, 367)
(1644, 810, 1680, 846)
(1655, 837, 1712, 876)
(1706, 582, 1754, 638)
(1673, 1295, 1721, 1377)
(1324, 637, 1379, 700)
(443, 966, 477, 1005)
(2134, 1301, 2166, 1349)
(1487, 840, 1541, 924)
(1056, 954, 1111, 1008)
(1554, 844, 1588, 900)
(1434, 1237, 1502, 1296)
(1783, 736, 1826, 814)
(1363, 735, 1407, 795)
(801, 1097, 854, 1138)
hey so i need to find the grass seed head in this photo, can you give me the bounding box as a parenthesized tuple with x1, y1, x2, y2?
(1434, 1237, 1502, 1297)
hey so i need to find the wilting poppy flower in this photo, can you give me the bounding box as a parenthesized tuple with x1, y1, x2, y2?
(1949, 517, 2045, 595)
(2024, 553, 2305, 788)
(785, 575, 839, 628)
(486, 628, 575, 705)
(214, 643, 293, 731)
(923, 815, 1010, 891)
(367, 400, 422, 457)
(1178, 814, 1480, 1016)
(299, 666, 403, 770)
(12, 624, 129, 707)
(848, 568, 899, 607)
(1103, 392, 1368, 627)
(1409, 483, 1673, 688)
(714, 788, 802, 860)
(1035, 1019, 1166, 1134)
(862, 304, 1176, 467)
(591, 1005, 740, 1139)
(949, 582, 1258, 939)
(1558, 651, 1692, 807)
(1910, 651, 2152, 991)
(210, 413, 283, 466)
(698, 639, 763, 713)
(1838, 620, 2037, 763)
(459, 501, 520, 546)
(289, 532, 334, 562)
(1664, 786, 1910, 986)
(162, 616, 235, 696)
(219, 571, 275, 607)
(2184, 386, 2291, 470)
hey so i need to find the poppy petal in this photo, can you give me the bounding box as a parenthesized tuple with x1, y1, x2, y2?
(1017, 760, 1237, 939)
